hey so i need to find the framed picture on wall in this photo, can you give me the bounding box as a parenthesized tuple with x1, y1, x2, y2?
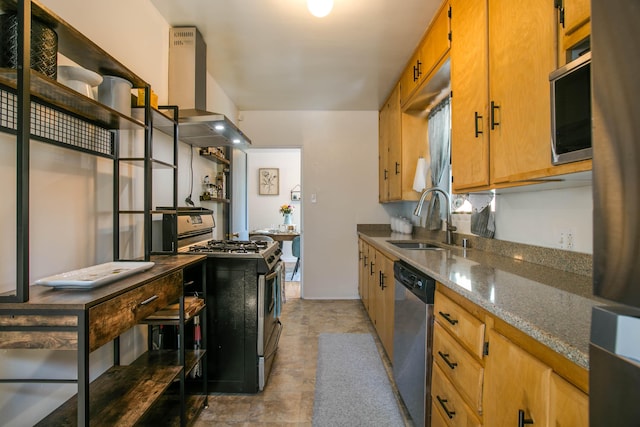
(259, 168, 279, 195)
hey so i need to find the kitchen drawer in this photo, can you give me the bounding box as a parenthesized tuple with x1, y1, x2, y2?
(435, 290, 485, 359)
(432, 363, 483, 427)
(433, 321, 484, 414)
(88, 270, 183, 351)
(431, 402, 453, 427)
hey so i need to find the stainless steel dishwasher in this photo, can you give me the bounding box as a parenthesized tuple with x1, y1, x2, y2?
(393, 261, 436, 427)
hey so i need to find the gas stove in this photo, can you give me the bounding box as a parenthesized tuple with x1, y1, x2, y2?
(180, 239, 282, 272)
(188, 239, 270, 254)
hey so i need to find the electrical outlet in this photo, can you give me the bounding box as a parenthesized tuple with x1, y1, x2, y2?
(566, 229, 574, 250)
(558, 228, 574, 250)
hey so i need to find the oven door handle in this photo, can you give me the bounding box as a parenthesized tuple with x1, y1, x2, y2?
(265, 261, 284, 281)
(264, 319, 283, 361)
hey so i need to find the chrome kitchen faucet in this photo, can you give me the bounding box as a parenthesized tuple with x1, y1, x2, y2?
(413, 187, 456, 245)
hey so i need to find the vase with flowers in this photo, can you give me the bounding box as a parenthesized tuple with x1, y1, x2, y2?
(279, 204, 294, 225)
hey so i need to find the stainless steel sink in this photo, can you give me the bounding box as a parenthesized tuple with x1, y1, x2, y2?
(387, 241, 444, 250)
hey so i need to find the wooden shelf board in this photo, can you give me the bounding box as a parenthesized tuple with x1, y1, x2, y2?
(131, 350, 206, 372)
(36, 362, 182, 426)
(137, 393, 207, 426)
(0, 69, 145, 130)
(199, 196, 230, 203)
(199, 152, 231, 165)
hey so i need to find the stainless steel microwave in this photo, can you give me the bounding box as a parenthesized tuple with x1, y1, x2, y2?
(549, 51, 592, 165)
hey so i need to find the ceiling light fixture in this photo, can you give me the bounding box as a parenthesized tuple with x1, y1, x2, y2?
(307, 0, 333, 18)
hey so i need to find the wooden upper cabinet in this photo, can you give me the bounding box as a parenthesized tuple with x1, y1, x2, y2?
(483, 329, 552, 427)
(400, 49, 425, 106)
(379, 84, 402, 202)
(379, 98, 390, 202)
(557, 0, 591, 64)
(400, 0, 451, 106)
(488, 0, 558, 185)
(388, 87, 403, 201)
(450, 0, 489, 192)
(450, 0, 591, 192)
(561, 0, 590, 36)
(421, 1, 451, 81)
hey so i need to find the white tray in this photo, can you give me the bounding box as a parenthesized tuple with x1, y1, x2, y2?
(35, 261, 155, 290)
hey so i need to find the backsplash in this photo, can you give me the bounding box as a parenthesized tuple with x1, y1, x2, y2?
(358, 224, 593, 278)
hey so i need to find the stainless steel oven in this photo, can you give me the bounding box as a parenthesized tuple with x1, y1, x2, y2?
(258, 260, 284, 390)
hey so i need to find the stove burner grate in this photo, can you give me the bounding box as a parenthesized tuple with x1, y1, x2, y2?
(188, 239, 270, 254)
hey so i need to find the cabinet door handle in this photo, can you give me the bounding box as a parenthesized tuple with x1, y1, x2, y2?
(518, 409, 534, 426)
(438, 311, 459, 325)
(395, 162, 400, 175)
(380, 272, 386, 290)
(438, 351, 458, 370)
(370, 262, 375, 276)
(554, 0, 565, 27)
(384, 169, 388, 180)
(490, 101, 500, 130)
(436, 395, 456, 419)
(415, 60, 422, 81)
(363, 255, 368, 267)
(474, 111, 483, 137)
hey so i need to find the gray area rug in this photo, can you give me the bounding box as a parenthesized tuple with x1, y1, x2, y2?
(312, 333, 404, 426)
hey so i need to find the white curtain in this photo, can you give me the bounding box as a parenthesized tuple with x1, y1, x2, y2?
(425, 97, 451, 230)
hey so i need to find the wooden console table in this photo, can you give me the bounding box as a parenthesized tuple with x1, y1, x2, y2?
(0, 254, 207, 426)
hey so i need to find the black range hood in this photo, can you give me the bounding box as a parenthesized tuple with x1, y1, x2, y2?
(168, 27, 251, 148)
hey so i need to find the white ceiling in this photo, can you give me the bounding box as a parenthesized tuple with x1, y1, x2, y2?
(150, 0, 441, 111)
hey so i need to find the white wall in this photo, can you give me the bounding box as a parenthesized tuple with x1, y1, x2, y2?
(495, 184, 593, 253)
(0, 1, 241, 424)
(246, 148, 301, 261)
(239, 111, 389, 299)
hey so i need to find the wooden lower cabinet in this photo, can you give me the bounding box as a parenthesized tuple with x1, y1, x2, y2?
(374, 252, 395, 358)
(357, 238, 396, 358)
(434, 284, 589, 427)
(433, 288, 486, 426)
(434, 290, 486, 359)
(484, 329, 552, 426)
(433, 322, 484, 415)
(432, 363, 483, 427)
(549, 372, 589, 427)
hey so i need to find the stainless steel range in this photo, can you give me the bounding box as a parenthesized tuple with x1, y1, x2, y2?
(167, 208, 284, 393)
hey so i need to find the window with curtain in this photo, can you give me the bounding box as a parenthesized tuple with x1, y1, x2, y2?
(425, 97, 451, 230)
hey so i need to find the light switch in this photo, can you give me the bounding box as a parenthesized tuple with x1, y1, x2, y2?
(311, 193, 317, 203)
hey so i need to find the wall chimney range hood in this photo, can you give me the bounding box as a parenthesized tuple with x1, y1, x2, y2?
(168, 27, 251, 148)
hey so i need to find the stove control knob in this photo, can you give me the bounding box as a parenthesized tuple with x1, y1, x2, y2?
(267, 255, 275, 263)
(415, 280, 424, 289)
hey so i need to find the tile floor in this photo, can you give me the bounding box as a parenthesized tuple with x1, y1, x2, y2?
(193, 280, 412, 426)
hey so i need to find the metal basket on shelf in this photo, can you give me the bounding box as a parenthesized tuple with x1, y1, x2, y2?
(0, 13, 58, 79)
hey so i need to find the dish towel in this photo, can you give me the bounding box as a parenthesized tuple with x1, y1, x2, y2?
(273, 265, 285, 318)
(469, 194, 495, 238)
(412, 157, 430, 192)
